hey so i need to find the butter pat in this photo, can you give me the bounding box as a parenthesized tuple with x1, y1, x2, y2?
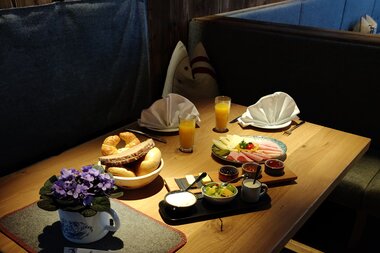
(199, 172, 212, 184)
(185, 175, 196, 188)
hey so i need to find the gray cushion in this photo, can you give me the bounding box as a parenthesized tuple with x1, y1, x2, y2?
(328, 152, 380, 209)
(363, 154, 380, 217)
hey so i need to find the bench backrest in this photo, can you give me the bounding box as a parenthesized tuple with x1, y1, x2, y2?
(188, 16, 380, 150)
(0, 0, 151, 175)
(223, 0, 380, 31)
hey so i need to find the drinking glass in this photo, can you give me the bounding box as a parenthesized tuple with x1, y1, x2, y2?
(179, 114, 196, 153)
(214, 96, 231, 133)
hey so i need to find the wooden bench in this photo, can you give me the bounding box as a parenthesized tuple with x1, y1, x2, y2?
(188, 0, 380, 249)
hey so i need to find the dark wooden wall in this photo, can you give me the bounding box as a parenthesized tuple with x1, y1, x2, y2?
(147, 0, 283, 100)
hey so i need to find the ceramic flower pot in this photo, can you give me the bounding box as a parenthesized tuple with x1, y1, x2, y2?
(58, 208, 120, 244)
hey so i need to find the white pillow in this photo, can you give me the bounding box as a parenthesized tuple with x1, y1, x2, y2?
(353, 14, 377, 34)
(162, 41, 219, 100)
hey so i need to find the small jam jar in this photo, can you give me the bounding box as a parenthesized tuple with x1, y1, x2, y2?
(242, 162, 262, 179)
(219, 165, 239, 182)
(264, 159, 285, 176)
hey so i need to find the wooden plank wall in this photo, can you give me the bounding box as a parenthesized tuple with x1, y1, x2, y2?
(148, 0, 283, 100)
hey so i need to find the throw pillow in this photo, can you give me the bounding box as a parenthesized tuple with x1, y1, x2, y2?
(353, 14, 377, 34)
(162, 41, 219, 100)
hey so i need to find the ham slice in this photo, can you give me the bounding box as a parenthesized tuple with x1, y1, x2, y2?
(260, 149, 284, 157)
(245, 151, 272, 160)
(227, 151, 253, 162)
(241, 151, 264, 162)
(257, 141, 282, 152)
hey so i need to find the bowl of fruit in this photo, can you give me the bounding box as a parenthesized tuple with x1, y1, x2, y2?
(201, 182, 238, 205)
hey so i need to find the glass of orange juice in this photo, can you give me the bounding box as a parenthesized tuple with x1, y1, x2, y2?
(179, 113, 196, 153)
(214, 96, 231, 133)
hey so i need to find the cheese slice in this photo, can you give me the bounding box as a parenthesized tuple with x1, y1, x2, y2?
(199, 172, 212, 184)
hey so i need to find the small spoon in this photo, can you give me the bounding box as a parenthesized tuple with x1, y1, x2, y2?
(253, 166, 262, 184)
(221, 174, 249, 187)
(184, 172, 207, 191)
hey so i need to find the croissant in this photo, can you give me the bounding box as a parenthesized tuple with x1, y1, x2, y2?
(101, 135, 121, 156)
(120, 132, 141, 148)
(135, 147, 162, 176)
(99, 138, 155, 167)
(107, 167, 136, 177)
(101, 132, 141, 156)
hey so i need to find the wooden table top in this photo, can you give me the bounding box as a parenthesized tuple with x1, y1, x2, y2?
(0, 99, 371, 253)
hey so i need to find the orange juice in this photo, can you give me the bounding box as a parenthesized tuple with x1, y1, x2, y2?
(179, 116, 196, 152)
(215, 102, 230, 131)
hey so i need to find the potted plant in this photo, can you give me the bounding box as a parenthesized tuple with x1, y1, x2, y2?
(37, 164, 123, 243)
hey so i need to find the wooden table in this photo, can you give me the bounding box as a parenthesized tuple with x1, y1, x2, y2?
(0, 100, 370, 253)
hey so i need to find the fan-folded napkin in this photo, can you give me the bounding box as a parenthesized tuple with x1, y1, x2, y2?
(238, 92, 300, 127)
(138, 93, 200, 130)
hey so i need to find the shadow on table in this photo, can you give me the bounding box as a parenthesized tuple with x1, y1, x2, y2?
(118, 175, 165, 200)
(38, 222, 123, 252)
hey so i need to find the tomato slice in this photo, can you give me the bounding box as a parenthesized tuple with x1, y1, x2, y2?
(246, 143, 254, 150)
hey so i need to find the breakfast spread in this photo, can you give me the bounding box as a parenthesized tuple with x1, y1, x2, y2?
(99, 132, 162, 178)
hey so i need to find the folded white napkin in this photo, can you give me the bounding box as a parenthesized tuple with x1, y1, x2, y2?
(238, 91, 300, 127)
(353, 14, 377, 34)
(138, 93, 201, 130)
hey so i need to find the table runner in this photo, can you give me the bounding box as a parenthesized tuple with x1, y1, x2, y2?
(0, 199, 186, 253)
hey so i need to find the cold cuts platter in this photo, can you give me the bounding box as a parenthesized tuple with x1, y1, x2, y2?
(212, 135, 287, 164)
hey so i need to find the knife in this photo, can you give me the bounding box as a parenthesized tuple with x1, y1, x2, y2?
(229, 115, 241, 123)
(125, 128, 167, 143)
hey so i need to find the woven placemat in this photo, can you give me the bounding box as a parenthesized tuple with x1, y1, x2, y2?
(0, 199, 186, 253)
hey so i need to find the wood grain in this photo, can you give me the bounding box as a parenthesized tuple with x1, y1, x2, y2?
(147, 0, 284, 100)
(0, 100, 370, 253)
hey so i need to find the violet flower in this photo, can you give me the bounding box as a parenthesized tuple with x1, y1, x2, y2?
(51, 165, 115, 207)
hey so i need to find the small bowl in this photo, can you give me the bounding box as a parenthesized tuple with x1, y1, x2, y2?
(112, 159, 164, 189)
(218, 165, 239, 182)
(242, 162, 262, 179)
(201, 182, 238, 205)
(164, 190, 197, 214)
(264, 159, 285, 176)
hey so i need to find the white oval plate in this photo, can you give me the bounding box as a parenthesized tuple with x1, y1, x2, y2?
(249, 120, 291, 130)
(212, 136, 287, 164)
(146, 126, 179, 132)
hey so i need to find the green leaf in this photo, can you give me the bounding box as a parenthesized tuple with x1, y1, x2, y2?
(92, 164, 105, 173)
(37, 199, 58, 211)
(91, 196, 110, 212)
(39, 175, 57, 195)
(62, 205, 86, 212)
(81, 208, 97, 217)
(110, 191, 124, 199)
(55, 198, 76, 207)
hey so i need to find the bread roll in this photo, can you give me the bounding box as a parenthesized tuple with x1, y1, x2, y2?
(99, 138, 155, 166)
(135, 147, 162, 176)
(108, 167, 136, 177)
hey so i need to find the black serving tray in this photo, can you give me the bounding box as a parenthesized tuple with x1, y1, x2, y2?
(158, 190, 271, 225)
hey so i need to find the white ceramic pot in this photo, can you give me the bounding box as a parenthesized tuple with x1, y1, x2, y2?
(58, 208, 120, 244)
